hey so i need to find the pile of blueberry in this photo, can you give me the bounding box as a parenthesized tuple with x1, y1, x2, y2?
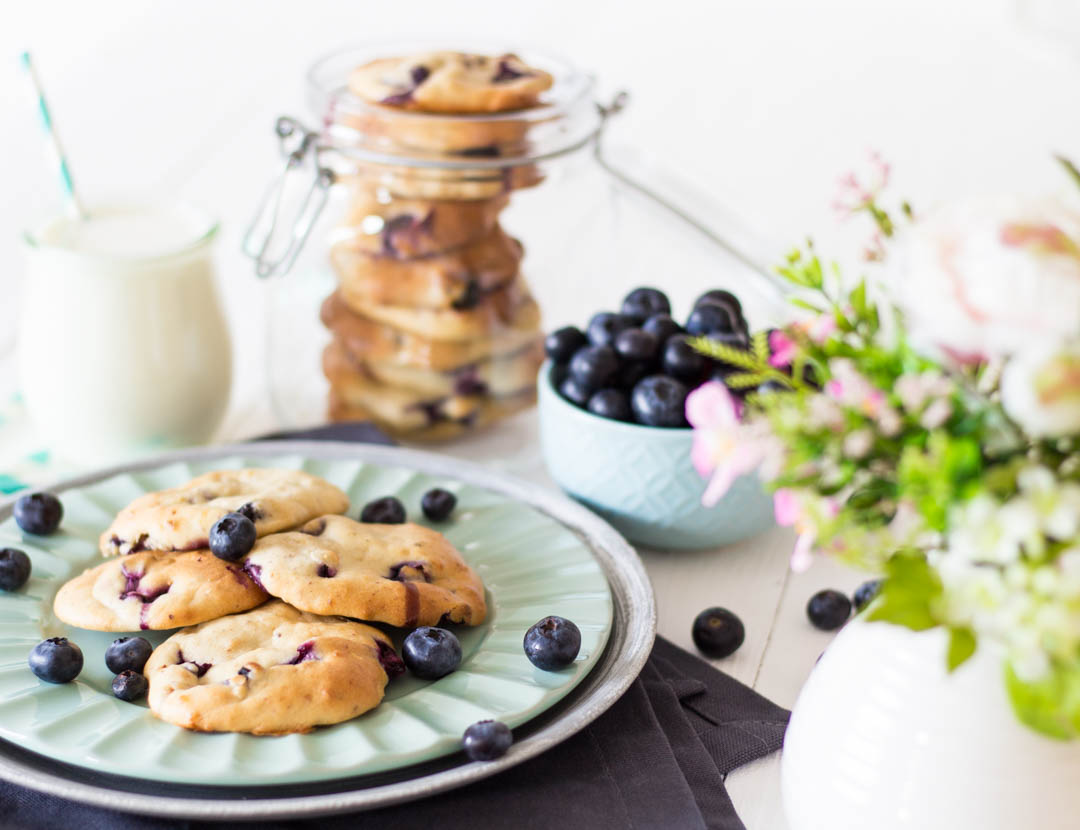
(545, 287, 751, 428)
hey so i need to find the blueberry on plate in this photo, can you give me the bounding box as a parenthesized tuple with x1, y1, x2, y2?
(685, 302, 739, 336)
(403, 627, 462, 680)
(13, 493, 63, 536)
(523, 615, 581, 671)
(631, 376, 690, 428)
(112, 670, 148, 702)
(853, 578, 883, 612)
(544, 326, 587, 364)
(691, 607, 745, 659)
(28, 637, 83, 684)
(807, 589, 853, 631)
(0, 548, 31, 591)
(558, 374, 593, 407)
(621, 287, 671, 322)
(642, 313, 683, 343)
(105, 636, 154, 675)
(694, 289, 743, 317)
(585, 312, 634, 348)
(209, 512, 257, 562)
(360, 496, 407, 524)
(463, 719, 513, 761)
(613, 328, 659, 363)
(568, 344, 619, 391)
(421, 488, 457, 522)
(661, 335, 707, 382)
(586, 389, 632, 422)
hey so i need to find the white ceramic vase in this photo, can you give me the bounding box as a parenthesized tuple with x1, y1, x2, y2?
(782, 618, 1080, 830)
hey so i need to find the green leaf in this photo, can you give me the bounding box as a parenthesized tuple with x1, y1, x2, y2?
(1004, 661, 1080, 741)
(724, 372, 767, 389)
(752, 330, 770, 363)
(687, 337, 762, 371)
(946, 627, 976, 672)
(789, 297, 824, 313)
(850, 278, 868, 318)
(1057, 154, 1080, 192)
(865, 551, 942, 631)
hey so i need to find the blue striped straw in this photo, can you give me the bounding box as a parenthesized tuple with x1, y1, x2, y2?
(20, 52, 86, 220)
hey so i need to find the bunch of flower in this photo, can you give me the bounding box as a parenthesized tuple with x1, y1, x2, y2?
(689, 156, 1080, 738)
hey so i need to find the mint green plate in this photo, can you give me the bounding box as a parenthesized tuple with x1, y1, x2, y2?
(0, 448, 615, 787)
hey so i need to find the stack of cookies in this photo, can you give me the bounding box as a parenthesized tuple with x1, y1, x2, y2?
(320, 51, 553, 440)
(53, 468, 486, 735)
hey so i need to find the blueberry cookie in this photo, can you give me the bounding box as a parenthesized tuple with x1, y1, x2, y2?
(332, 226, 522, 310)
(346, 161, 543, 201)
(336, 106, 532, 155)
(100, 469, 350, 557)
(53, 550, 268, 632)
(348, 51, 553, 114)
(145, 600, 399, 734)
(242, 515, 487, 627)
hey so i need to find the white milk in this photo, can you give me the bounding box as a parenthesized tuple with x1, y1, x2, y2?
(18, 205, 232, 465)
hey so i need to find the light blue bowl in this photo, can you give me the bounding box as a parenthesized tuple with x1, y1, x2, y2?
(538, 362, 776, 550)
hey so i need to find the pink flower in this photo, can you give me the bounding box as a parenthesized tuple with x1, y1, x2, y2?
(833, 151, 891, 217)
(774, 488, 801, 526)
(686, 382, 770, 507)
(769, 330, 797, 368)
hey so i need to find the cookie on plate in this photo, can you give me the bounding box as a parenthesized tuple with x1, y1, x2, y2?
(242, 515, 487, 627)
(53, 550, 268, 632)
(145, 600, 402, 735)
(100, 469, 349, 557)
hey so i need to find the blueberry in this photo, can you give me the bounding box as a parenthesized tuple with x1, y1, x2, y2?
(632, 376, 690, 428)
(694, 289, 743, 317)
(568, 344, 619, 391)
(807, 589, 853, 631)
(586, 389, 632, 422)
(691, 607, 745, 659)
(463, 719, 513, 761)
(757, 379, 789, 395)
(707, 328, 751, 352)
(621, 287, 671, 322)
(586, 312, 634, 348)
(13, 493, 63, 536)
(544, 326, 587, 364)
(558, 374, 592, 407)
(105, 636, 153, 674)
(642, 313, 682, 343)
(28, 637, 83, 684)
(403, 627, 462, 680)
(360, 496, 407, 524)
(686, 302, 739, 336)
(523, 615, 581, 671)
(421, 488, 457, 522)
(853, 579, 883, 612)
(0, 548, 31, 591)
(615, 359, 651, 391)
(662, 335, 708, 382)
(111, 670, 148, 702)
(208, 512, 257, 562)
(613, 328, 659, 363)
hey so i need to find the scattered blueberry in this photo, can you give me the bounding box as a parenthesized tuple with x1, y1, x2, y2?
(28, 637, 83, 684)
(523, 615, 581, 671)
(111, 670, 148, 702)
(642, 313, 683, 343)
(568, 344, 619, 391)
(463, 719, 512, 761)
(621, 287, 671, 322)
(694, 289, 743, 317)
(613, 328, 659, 363)
(403, 627, 462, 680)
(13, 493, 63, 536)
(586, 312, 635, 348)
(0, 548, 31, 591)
(360, 496, 407, 524)
(208, 512, 257, 562)
(631, 376, 690, 427)
(544, 326, 588, 364)
(853, 579, 883, 612)
(691, 607, 745, 659)
(807, 589, 853, 631)
(587, 389, 633, 422)
(686, 302, 739, 336)
(105, 636, 153, 675)
(421, 488, 457, 522)
(558, 373, 593, 407)
(661, 335, 708, 382)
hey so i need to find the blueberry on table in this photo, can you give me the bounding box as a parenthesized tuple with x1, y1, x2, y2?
(403, 627, 462, 680)
(642, 313, 683, 343)
(360, 496, 407, 525)
(692, 607, 745, 659)
(421, 488, 457, 522)
(685, 302, 740, 336)
(853, 579, 883, 612)
(586, 312, 634, 348)
(631, 376, 691, 428)
(558, 374, 593, 408)
(694, 289, 743, 317)
(523, 615, 581, 670)
(544, 326, 587, 364)
(112, 670, 148, 702)
(662, 335, 708, 382)
(807, 589, 853, 631)
(568, 344, 619, 391)
(0, 548, 31, 591)
(209, 512, 257, 562)
(105, 636, 154, 675)
(621, 287, 671, 322)
(463, 720, 513, 762)
(613, 328, 659, 363)
(13, 493, 63, 536)
(587, 389, 633, 422)
(28, 637, 83, 684)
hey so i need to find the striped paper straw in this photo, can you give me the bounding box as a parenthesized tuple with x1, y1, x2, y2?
(20, 52, 86, 220)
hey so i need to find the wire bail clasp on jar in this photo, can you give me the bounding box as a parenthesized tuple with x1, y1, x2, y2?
(242, 116, 335, 279)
